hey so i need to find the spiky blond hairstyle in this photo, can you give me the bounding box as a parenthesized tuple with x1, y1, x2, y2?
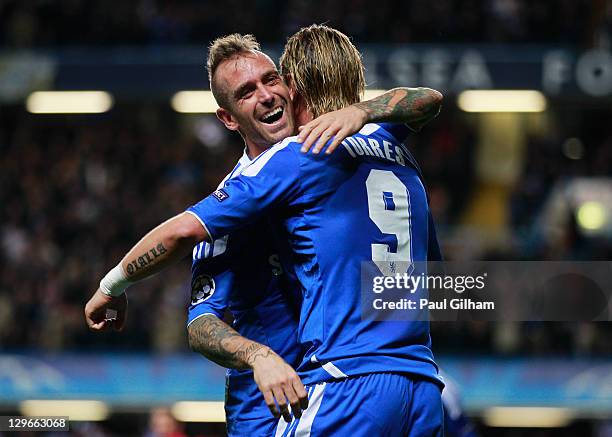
(207, 33, 261, 108)
(280, 25, 365, 118)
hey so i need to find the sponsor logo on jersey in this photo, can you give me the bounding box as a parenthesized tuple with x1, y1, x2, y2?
(269, 254, 284, 276)
(212, 189, 229, 202)
(191, 274, 215, 305)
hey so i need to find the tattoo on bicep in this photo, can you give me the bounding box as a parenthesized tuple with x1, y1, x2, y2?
(188, 314, 272, 369)
(355, 88, 440, 124)
(355, 91, 397, 120)
(125, 243, 168, 276)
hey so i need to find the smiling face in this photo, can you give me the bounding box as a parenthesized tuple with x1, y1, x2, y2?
(214, 51, 295, 154)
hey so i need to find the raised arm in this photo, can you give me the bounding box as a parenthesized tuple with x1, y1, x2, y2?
(297, 87, 443, 154)
(84, 212, 208, 331)
(188, 314, 308, 421)
(355, 87, 443, 130)
(86, 145, 301, 333)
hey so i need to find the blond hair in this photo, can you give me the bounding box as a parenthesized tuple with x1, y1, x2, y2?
(207, 33, 261, 108)
(280, 25, 365, 118)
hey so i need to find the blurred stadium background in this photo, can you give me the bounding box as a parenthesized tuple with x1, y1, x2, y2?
(0, 0, 611, 436)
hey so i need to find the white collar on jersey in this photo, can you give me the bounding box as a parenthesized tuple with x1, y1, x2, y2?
(239, 148, 252, 167)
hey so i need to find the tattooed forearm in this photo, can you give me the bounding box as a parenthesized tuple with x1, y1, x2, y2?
(354, 87, 443, 130)
(118, 212, 206, 283)
(125, 243, 168, 276)
(188, 314, 274, 370)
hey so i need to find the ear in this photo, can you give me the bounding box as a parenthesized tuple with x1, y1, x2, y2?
(284, 74, 297, 101)
(216, 107, 240, 131)
(292, 91, 306, 115)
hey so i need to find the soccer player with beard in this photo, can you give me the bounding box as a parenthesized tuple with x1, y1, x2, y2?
(86, 26, 443, 436)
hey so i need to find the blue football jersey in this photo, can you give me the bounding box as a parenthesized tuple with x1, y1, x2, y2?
(188, 123, 442, 387)
(187, 152, 303, 431)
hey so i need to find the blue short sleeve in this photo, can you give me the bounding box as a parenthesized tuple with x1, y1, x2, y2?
(187, 142, 302, 240)
(187, 242, 234, 325)
(187, 266, 233, 325)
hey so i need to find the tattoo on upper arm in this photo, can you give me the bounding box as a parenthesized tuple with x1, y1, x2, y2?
(355, 87, 441, 127)
(126, 243, 168, 276)
(188, 314, 272, 369)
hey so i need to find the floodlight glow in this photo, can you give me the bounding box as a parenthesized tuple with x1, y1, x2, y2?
(26, 91, 113, 114)
(171, 401, 225, 422)
(576, 201, 607, 231)
(483, 407, 574, 428)
(458, 90, 547, 112)
(171, 91, 219, 113)
(20, 400, 109, 421)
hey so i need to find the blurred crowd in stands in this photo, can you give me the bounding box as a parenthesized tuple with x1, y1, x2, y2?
(0, 106, 239, 352)
(0, 102, 610, 355)
(0, 0, 610, 359)
(0, 0, 610, 48)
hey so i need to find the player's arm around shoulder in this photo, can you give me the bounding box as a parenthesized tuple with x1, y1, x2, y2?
(297, 87, 443, 154)
(355, 86, 443, 132)
(188, 314, 308, 422)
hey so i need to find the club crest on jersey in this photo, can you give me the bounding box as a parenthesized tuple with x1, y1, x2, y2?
(212, 189, 229, 202)
(191, 274, 215, 305)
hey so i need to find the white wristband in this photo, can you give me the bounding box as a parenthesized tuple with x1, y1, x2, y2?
(100, 264, 131, 297)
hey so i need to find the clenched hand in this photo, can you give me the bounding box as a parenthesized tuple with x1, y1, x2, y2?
(84, 289, 128, 332)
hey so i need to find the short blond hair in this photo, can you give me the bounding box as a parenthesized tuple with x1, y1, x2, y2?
(207, 33, 260, 108)
(280, 25, 365, 118)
